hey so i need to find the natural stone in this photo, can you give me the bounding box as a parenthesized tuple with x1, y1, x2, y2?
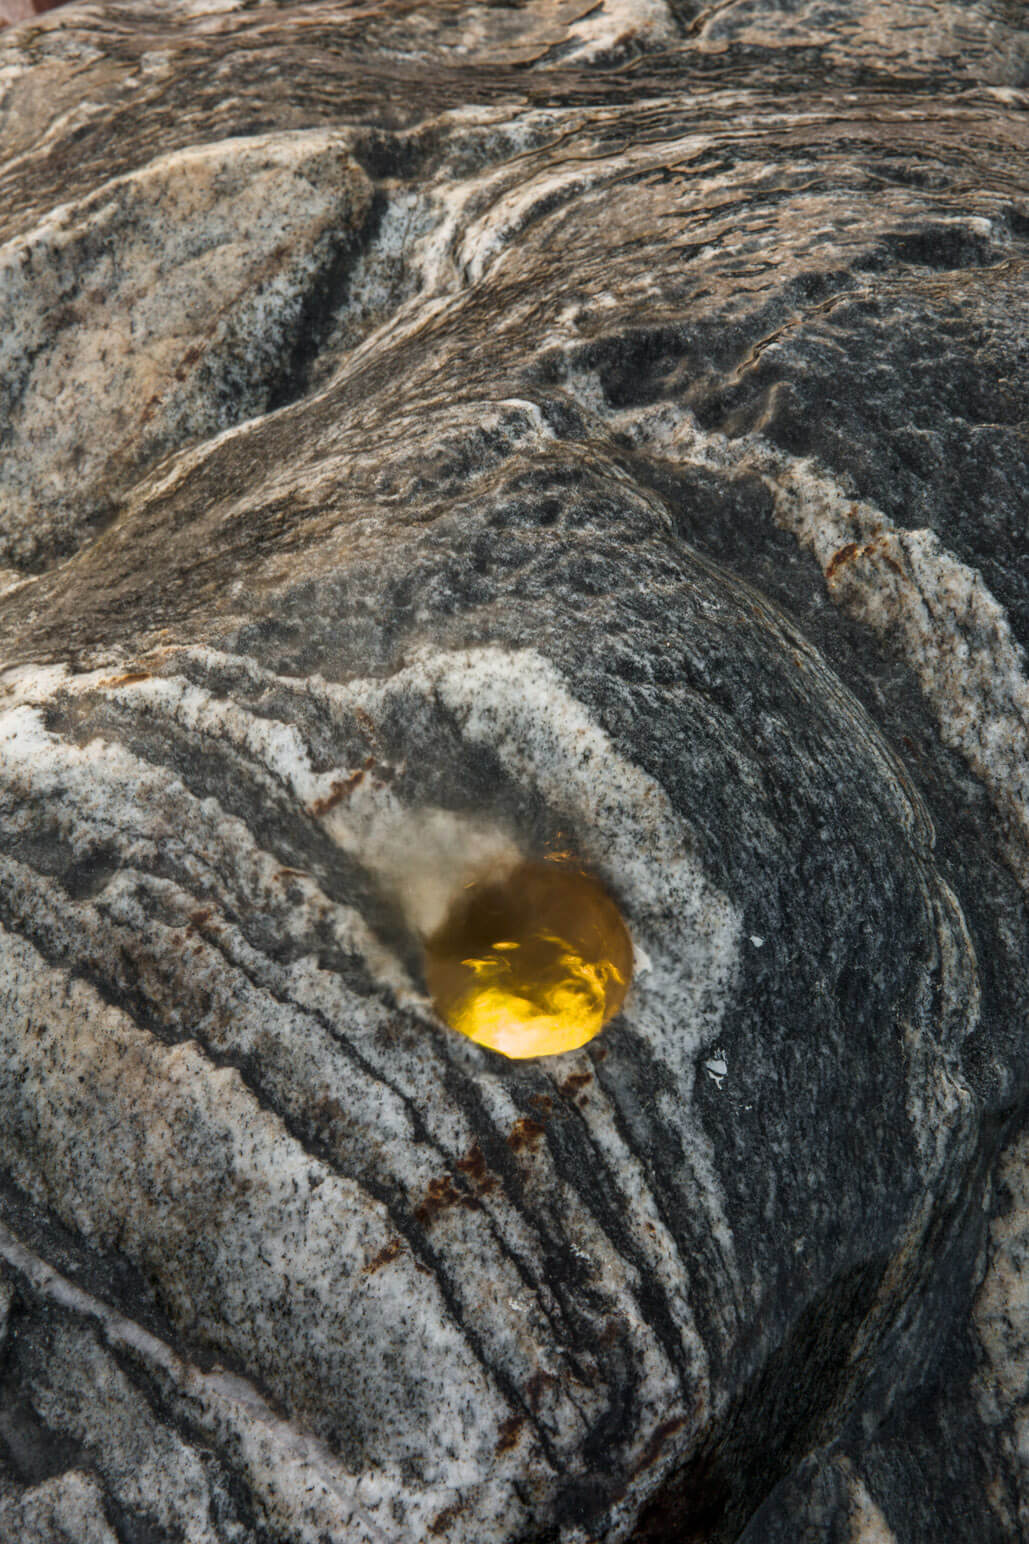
(0, 0, 1026, 1540)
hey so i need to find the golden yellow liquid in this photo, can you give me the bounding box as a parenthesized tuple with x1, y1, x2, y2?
(424, 860, 633, 1059)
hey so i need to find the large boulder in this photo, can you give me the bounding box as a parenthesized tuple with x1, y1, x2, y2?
(0, 1, 1026, 1539)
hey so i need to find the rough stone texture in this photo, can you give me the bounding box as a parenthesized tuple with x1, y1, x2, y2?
(0, 1, 1026, 1540)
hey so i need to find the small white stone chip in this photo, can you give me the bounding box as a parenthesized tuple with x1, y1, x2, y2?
(704, 1055, 728, 1089)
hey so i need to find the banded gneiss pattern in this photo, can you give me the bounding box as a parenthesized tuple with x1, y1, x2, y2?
(0, 2, 1027, 1539)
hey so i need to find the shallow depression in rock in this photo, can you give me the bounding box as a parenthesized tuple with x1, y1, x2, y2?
(423, 858, 633, 1058)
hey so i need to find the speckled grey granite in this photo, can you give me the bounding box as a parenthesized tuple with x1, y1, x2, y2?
(0, 1, 1027, 1540)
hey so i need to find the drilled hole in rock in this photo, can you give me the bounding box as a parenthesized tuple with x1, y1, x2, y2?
(424, 859, 633, 1060)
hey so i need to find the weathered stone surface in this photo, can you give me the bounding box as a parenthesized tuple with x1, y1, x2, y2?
(0, 1, 1026, 1540)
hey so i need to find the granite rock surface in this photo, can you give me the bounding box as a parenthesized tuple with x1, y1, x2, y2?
(0, 0, 1027, 1540)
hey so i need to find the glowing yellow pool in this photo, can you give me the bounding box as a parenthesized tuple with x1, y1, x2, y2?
(424, 859, 633, 1059)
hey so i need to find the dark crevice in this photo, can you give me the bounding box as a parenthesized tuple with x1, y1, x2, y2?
(265, 185, 391, 416)
(0, 1354, 88, 1489)
(99, 1487, 175, 1544)
(631, 1255, 893, 1544)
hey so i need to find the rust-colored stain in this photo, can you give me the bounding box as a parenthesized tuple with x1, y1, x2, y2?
(827, 536, 907, 586)
(455, 1143, 488, 1183)
(364, 1238, 403, 1274)
(354, 706, 380, 745)
(494, 1412, 526, 1455)
(559, 1070, 593, 1098)
(825, 541, 860, 582)
(507, 1116, 545, 1153)
(309, 759, 373, 817)
(415, 1173, 480, 1228)
(100, 669, 151, 688)
(186, 908, 212, 933)
(455, 1143, 496, 1193)
(637, 1415, 687, 1473)
(429, 1499, 465, 1535)
(529, 1092, 553, 1114)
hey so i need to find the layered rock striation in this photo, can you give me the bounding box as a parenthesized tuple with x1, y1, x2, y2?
(0, 1, 1027, 1539)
